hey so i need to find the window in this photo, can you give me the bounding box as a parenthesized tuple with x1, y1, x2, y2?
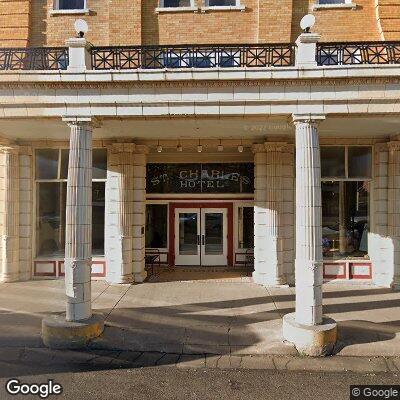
(146, 205, 168, 248)
(319, 0, 346, 3)
(238, 207, 254, 249)
(321, 146, 371, 259)
(35, 148, 107, 257)
(160, 0, 193, 7)
(206, 0, 238, 5)
(55, 0, 86, 10)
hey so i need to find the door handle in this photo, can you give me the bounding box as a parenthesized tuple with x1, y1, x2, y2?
(202, 235, 205, 245)
(197, 235, 200, 245)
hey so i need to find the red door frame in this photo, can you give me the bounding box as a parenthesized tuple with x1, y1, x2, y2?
(169, 202, 234, 267)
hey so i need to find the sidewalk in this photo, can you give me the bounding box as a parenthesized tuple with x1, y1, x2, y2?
(0, 271, 399, 375)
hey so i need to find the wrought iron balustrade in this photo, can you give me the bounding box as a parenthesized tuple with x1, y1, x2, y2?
(91, 44, 295, 70)
(0, 47, 68, 70)
(317, 41, 400, 66)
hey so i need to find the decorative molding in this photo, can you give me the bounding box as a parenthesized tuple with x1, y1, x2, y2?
(388, 141, 400, 151)
(292, 113, 326, 124)
(110, 143, 137, 153)
(62, 116, 102, 128)
(0, 144, 19, 154)
(251, 144, 266, 154)
(2, 76, 400, 90)
(264, 142, 287, 152)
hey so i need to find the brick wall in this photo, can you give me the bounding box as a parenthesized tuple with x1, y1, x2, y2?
(0, 0, 395, 48)
(376, 0, 400, 40)
(0, 0, 31, 46)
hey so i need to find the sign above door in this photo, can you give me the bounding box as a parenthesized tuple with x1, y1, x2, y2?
(147, 163, 254, 194)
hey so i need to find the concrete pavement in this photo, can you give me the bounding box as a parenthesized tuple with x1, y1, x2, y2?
(0, 270, 400, 374)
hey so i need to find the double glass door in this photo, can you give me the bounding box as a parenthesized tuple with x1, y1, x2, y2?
(174, 207, 228, 266)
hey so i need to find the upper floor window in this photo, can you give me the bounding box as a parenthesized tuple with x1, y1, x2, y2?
(206, 0, 239, 5)
(55, 0, 86, 10)
(160, 0, 193, 7)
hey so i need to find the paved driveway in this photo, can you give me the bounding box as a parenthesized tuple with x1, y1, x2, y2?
(0, 271, 399, 357)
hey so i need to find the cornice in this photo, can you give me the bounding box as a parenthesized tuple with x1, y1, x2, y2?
(1, 76, 400, 90)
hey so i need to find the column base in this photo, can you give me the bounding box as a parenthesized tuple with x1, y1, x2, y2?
(282, 312, 337, 357)
(42, 313, 104, 349)
(252, 271, 287, 287)
(106, 274, 134, 285)
(134, 270, 147, 283)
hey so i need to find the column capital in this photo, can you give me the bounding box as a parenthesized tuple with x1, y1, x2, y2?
(62, 116, 102, 129)
(291, 114, 326, 125)
(264, 142, 287, 152)
(0, 144, 19, 154)
(388, 141, 400, 152)
(134, 145, 150, 155)
(251, 143, 266, 154)
(110, 143, 137, 153)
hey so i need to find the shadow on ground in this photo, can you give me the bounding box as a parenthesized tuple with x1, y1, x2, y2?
(0, 279, 399, 378)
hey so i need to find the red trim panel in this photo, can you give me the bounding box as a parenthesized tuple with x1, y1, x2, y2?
(349, 262, 372, 280)
(323, 262, 346, 279)
(34, 261, 57, 277)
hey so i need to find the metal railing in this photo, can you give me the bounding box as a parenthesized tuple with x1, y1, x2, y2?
(91, 43, 295, 70)
(0, 47, 68, 70)
(317, 41, 400, 66)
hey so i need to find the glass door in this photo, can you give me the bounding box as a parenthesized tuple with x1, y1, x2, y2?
(174, 208, 201, 266)
(201, 208, 228, 266)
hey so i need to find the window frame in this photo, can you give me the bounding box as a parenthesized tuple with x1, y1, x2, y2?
(34, 147, 107, 258)
(145, 201, 169, 251)
(314, 0, 356, 10)
(321, 145, 372, 181)
(52, 0, 89, 14)
(321, 145, 373, 260)
(159, 0, 195, 7)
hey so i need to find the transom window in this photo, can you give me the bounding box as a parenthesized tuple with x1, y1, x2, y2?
(35, 148, 107, 257)
(54, 0, 86, 10)
(321, 146, 372, 260)
(160, 0, 193, 7)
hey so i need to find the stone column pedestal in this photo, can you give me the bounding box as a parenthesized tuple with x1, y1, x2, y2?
(42, 117, 103, 349)
(282, 114, 337, 356)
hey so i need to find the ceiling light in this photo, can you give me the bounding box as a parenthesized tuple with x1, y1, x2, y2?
(156, 140, 162, 153)
(177, 141, 183, 152)
(197, 140, 203, 153)
(217, 139, 224, 152)
(238, 139, 244, 153)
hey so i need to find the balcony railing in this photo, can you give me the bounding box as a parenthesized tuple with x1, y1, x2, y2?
(91, 44, 295, 70)
(0, 47, 68, 70)
(317, 41, 400, 66)
(1, 41, 400, 71)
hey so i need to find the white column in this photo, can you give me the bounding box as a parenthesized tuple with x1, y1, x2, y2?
(283, 114, 337, 356)
(293, 115, 325, 326)
(63, 118, 93, 322)
(252, 144, 268, 284)
(0, 145, 20, 283)
(132, 145, 148, 283)
(388, 141, 400, 289)
(105, 143, 135, 284)
(252, 143, 286, 286)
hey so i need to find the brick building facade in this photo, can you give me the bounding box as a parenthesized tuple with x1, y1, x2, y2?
(1, 0, 400, 47)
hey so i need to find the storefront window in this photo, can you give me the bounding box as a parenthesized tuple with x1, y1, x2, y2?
(36, 149, 107, 257)
(321, 146, 371, 259)
(238, 206, 254, 249)
(146, 204, 168, 248)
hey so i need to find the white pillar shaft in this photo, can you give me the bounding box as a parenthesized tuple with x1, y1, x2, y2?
(253, 144, 286, 286)
(388, 142, 400, 288)
(0, 147, 19, 282)
(294, 120, 323, 326)
(65, 122, 92, 322)
(132, 149, 147, 283)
